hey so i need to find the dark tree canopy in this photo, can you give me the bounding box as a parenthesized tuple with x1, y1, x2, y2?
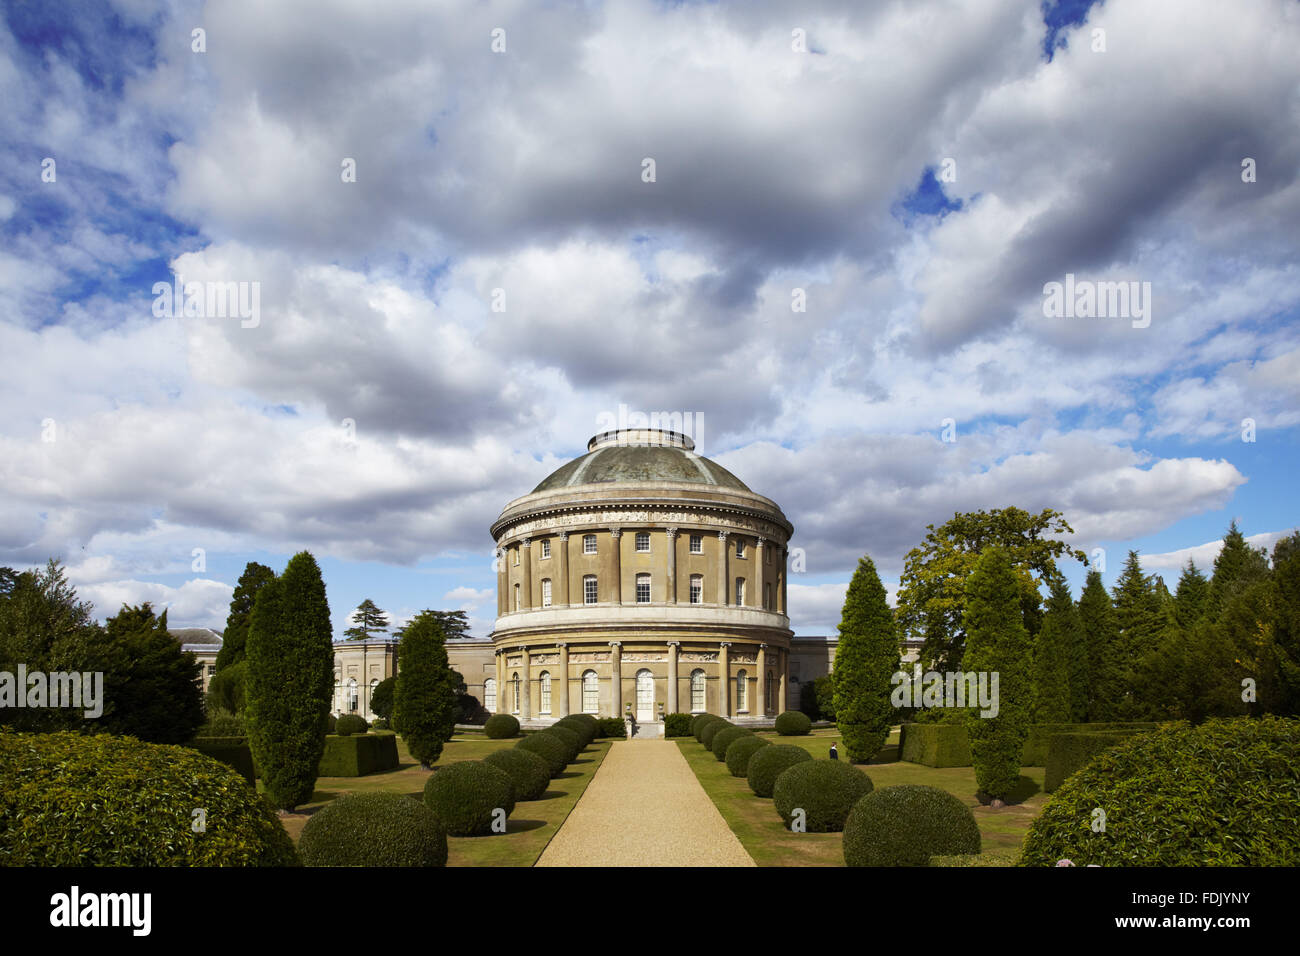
(100, 602, 205, 744)
(216, 562, 276, 671)
(343, 598, 390, 641)
(832, 555, 899, 763)
(394, 610, 459, 769)
(1077, 568, 1122, 721)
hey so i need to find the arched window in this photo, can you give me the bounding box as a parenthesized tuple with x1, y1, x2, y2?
(512, 672, 521, 713)
(484, 677, 497, 712)
(584, 574, 598, 605)
(347, 678, 358, 712)
(635, 668, 653, 716)
(689, 574, 703, 604)
(736, 669, 747, 712)
(369, 678, 378, 714)
(541, 578, 552, 607)
(582, 670, 598, 713)
(539, 671, 552, 714)
(690, 669, 705, 712)
(635, 572, 651, 604)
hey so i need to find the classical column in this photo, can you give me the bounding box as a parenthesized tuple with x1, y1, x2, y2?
(521, 648, 532, 720)
(665, 527, 678, 605)
(609, 527, 623, 604)
(756, 643, 767, 717)
(719, 641, 731, 717)
(520, 537, 533, 609)
(557, 532, 570, 606)
(557, 642, 570, 716)
(717, 530, 729, 606)
(756, 537, 766, 609)
(496, 546, 507, 615)
(779, 545, 788, 614)
(778, 648, 788, 713)
(667, 641, 680, 713)
(610, 641, 622, 717)
(495, 650, 505, 714)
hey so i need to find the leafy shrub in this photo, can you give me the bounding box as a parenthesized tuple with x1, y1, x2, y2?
(724, 735, 770, 777)
(369, 677, 396, 721)
(484, 714, 521, 739)
(422, 760, 516, 836)
(843, 784, 981, 866)
(595, 717, 627, 739)
(318, 734, 399, 776)
(665, 713, 694, 738)
(300, 793, 445, 867)
(190, 736, 255, 786)
(371, 718, 389, 730)
(772, 760, 874, 832)
(746, 744, 813, 798)
(199, 707, 246, 738)
(205, 660, 247, 715)
(1020, 716, 1300, 866)
(1044, 730, 1148, 791)
(541, 725, 582, 763)
(700, 719, 733, 750)
(899, 723, 972, 767)
(691, 713, 721, 739)
(336, 714, 369, 737)
(484, 748, 552, 802)
(516, 732, 568, 776)
(774, 711, 812, 736)
(711, 726, 753, 761)
(555, 716, 595, 747)
(0, 732, 298, 866)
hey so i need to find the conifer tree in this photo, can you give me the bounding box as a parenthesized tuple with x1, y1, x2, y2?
(1111, 551, 1165, 716)
(394, 610, 459, 769)
(1032, 577, 1076, 723)
(961, 546, 1032, 801)
(1173, 560, 1210, 630)
(343, 598, 389, 641)
(1077, 568, 1122, 720)
(1207, 521, 1269, 620)
(832, 555, 900, 763)
(101, 603, 204, 744)
(216, 562, 275, 671)
(245, 552, 334, 811)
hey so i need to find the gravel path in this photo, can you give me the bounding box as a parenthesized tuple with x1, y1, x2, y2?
(536, 739, 755, 867)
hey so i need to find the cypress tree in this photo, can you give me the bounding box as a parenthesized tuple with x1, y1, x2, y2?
(394, 610, 459, 769)
(245, 552, 334, 811)
(1078, 569, 1122, 720)
(1032, 577, 1076, 723)
(1112, 551, 1164, 716)
(832, 556, 900, 763)
(961, 546, 1032, 801)
(216, 561, 276, 671)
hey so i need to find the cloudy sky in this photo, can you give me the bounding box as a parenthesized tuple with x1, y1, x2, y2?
(3, 0, 1298, 640)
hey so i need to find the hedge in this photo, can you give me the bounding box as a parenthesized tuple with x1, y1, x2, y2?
(190, 736, 256, 786)
(484, 748, 552, 801)
(724, 735, 770, 777)
(700, 719, 733, 750)
(595, 717, 627, 739)
(371, 718, 389, 730)
(516, 732, 569, 776)
(555, 716, 595, 748)
(1044, 730, 1153, 792)
(484, 714, 521, 739)
(540, 725, 582, 763)
(711, 726, 753, 761)
(199, 708, 246, 738)
(336, 714, 369, 737)
(317, 734, 400, 777)
(423, 760, 516, 836)
(665, 713, 694, 738)
(772, 760, 874, 832)
(747, 744, 814, 797)
(0, 732, 298, 866)
(1021, 716, 1300, 866)
(843, 784, 980, 866)
(692, 713, 722, 739)
(299, 793, 446, 867)
(899, 723, 972, 767)
(1021, 721, 1160, 766)
(774, 711, 812, 736)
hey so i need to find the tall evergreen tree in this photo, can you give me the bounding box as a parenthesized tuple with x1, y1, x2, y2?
(1111, 551, 1164, 717)
(831, 556, 900, 763)
(1032, 577, 1077, 723)
(1207, 521, 1269, 621)
(1077, 568, 1122, 720)
(101, 603, 204, 744)
(1173, 560, 1211, 630)
(394, 610, 459, 769)
(245, 552, 334, 811)
(343, 598, 389, 641)
(961, 546, 1033, 801)
(215, 561, 275, 671)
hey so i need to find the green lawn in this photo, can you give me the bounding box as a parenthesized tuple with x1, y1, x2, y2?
(277, 733, 611, 866)
(677, 728, 1042, 866)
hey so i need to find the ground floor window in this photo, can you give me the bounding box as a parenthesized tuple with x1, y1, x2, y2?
(512, 672, 520, 713)
(540, 671, 552, 714)
(484, 677, 497, 712)
(690, 669, 705, 711)
(736, 669, 747, 712)
(582, 670, 598, 713)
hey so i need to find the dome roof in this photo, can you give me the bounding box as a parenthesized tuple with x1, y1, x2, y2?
(532, 429, 751, 493)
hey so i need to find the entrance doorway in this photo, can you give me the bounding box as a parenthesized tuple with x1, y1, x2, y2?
(635, 668, 655, 722)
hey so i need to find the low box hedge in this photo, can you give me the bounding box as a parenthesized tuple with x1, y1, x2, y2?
(1021, 721, 1159, 766)
(1044, 730, 1149, 792)
(899, 723, 972, 767)
(318, 734, 400, 777)
(190, 736, 256, 787)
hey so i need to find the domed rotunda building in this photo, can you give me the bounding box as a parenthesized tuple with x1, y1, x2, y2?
(489, 428, 794, 728)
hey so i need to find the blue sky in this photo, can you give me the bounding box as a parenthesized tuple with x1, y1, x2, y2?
(2, 0, 1298, 638)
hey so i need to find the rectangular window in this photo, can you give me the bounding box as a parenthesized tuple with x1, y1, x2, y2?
(584, 534, 597, 555)
(636, 574, 651, 604)
(764, 582, 771, 610)
(736, 538, 746, 558)
(689, 534, 703, 554)
(513, 548, 520, 565)
(513, 583, 520, 611)
(635, 531, 650, 552)
(584, 575, 598, 605)
(690, 575, 703, 605)
(735, 578, 745, 606)
(541, 539, 550, 559)
(542, 579, 552, 608)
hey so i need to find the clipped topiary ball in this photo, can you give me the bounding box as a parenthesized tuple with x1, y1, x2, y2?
(565, 713, 598, 729)
(774, 710, 812, 736)
(300, 793, 447, 867)
(711, 725, 754, 761)
(555, 716, 594, 748)
(516, 732, 568, 776)
(1020, 716, 1300, 866)
(843, 785, 980, 866)
(541, 725, 582, 763)
(423, 760, 516, 836)
(747, 744, 813, 798)
(336, 714, 368, 737)
(725, 735, 770, 777)
(692, 713, 721, 739)
(0, 731, 298, 866)
(772, 760, 873, 832)
(700, 719, 733, 750)
(484, 747, 552, 802)
(484, 714, 521, 739)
